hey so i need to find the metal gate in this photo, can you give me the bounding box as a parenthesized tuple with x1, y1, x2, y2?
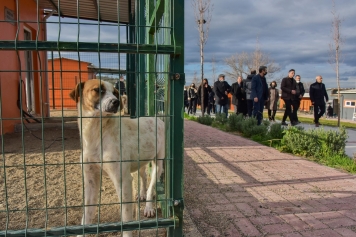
(0, 0, 184, 236)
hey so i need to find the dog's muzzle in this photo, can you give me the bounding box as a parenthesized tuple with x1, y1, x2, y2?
(102, 97, 120, 113)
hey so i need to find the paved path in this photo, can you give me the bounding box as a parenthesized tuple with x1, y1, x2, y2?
(184, 120, 356, 237)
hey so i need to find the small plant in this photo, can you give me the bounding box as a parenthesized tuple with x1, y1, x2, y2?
(280, 126, 348, 158)
(226, 113, 244, 132)
(267, 123, 285, 140)
(184, 112, 197, 121)
(241, 117, 268, 138)
(197, 115, 214, 126)
(214, 113, 228, 125)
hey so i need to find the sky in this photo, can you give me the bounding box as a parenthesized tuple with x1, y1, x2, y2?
(46, 0, 356, 88)
(185, 0, 356, 88)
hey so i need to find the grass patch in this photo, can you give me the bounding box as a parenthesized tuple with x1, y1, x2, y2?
(265, 111, 356, 129)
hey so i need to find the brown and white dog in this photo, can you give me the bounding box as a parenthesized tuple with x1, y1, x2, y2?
(69, 79, 164, 237)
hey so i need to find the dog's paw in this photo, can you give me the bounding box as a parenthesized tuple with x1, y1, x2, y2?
(136, 194, 146, 201)
(144, 206, 156, 217)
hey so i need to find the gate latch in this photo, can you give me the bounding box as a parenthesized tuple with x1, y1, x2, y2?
(171, 73, 185, 81)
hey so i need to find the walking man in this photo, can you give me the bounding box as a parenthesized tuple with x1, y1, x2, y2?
(295, 75, 305, 123)
(310, 75, 328, 127)
(281, 69, 298, 126)
(231, 76, 246, 115)
(251, 66, 268, 125)
(214, 74, 231, 118)
(244, 70, 256, 117)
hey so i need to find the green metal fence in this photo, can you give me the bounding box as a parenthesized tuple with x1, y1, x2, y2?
(0, 0, 184, 236)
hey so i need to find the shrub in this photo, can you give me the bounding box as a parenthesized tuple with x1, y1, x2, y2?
(214, 113, 228, 125)
(316, 127, 347, 156)
(226, 113, 244, 132)
(267, 123, 285, 140)
(280, 126, 348, 158)
(241, 117, 268, 138)
(197, 115, 214, 126)
(280, 126, 318, 157)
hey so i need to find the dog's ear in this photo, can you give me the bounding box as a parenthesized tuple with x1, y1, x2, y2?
(113, 88, 120, 100)
(69, 82, 85, 103)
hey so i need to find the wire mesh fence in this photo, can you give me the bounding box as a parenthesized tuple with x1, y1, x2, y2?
(0, 0, 184, 236)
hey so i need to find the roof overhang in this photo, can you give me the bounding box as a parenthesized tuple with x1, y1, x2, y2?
(87, 65, 126, 75)
(39, 0, 135, 24)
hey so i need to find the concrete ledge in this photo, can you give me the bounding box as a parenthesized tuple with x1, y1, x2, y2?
(14, 122, 78, 132)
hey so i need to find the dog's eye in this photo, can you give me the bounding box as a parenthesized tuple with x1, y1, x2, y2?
(93, 88, 105, 93)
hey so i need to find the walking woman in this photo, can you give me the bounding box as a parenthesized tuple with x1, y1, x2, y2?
(187, 83, 198, 115)
(197, 78, 212, 116)
(267, 81, 279, 121)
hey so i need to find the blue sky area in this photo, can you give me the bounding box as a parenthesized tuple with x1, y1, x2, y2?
(47, 0, 356, 88)
(184, 0, 356, 88)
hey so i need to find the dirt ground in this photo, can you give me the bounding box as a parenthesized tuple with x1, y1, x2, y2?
(0, 110, 178, 237)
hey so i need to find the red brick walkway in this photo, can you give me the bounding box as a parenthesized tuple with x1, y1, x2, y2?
(184, 120, 356, 237)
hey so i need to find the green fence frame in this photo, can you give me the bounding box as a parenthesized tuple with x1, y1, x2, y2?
(0, 0, 184, 236)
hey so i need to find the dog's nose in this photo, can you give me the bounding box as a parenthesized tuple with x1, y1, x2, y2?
(112, 99, 120, 107)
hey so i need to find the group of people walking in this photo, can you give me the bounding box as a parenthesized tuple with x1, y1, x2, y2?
(185, 66, 329, 127)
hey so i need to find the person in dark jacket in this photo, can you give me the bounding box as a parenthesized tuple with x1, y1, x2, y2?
(231, 76, 246, 115)
(327, 103, 334, 118)
(295, 75, 305, 123)
(184, 87, 189, 112)
(187, 83, 198, 115)
(214, 74, 231, 118)
(251, 66, 268, 125)
(310, 75, 329, 127)
(208, 88, 215, 114)
(243, 70, 256, 117)
(281, 69, 298, 126)
(197, 78, 212, 116)
(114, 76, 126, 95)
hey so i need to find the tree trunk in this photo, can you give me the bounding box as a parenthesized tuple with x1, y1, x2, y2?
(336, 47, 340, 127)
(200, 12, 205, 116)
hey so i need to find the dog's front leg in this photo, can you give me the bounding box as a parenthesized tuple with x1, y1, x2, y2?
(78, 164, 100, 237)
(108, 163, 133, 237)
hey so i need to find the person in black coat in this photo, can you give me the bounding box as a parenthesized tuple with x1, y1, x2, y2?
(197, 78, 212, 116)
(114, 76, 126, 95)
(243, 70, 256, 117)
(214, 74, 231, 118)
(208, 89, 215, 114)
(251, 66, 268, 125)
(231, 76, 247, 115)
(187, 83, 198, 115)
(183, 88, 189, 111)
(295, 75, 305, 123)
(281, 69, 298, 126)
(309, 75, 329, 127)
(327, 103, 334, 118)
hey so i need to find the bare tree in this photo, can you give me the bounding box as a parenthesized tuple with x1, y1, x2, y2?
(225, 41, 280, 81)
(329, 0, 343, 127)
(211, 55, 216, 82)
(224, 52, 249, 80)
(192, 0, 213, 116)
(191, 71, 199, 86)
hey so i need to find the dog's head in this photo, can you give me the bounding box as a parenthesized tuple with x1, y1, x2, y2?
(69, 79, 123, 115)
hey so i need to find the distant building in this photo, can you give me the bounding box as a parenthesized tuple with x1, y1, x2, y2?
(47, 58, 95, 109)
(278, 93, 313, 112)
(328, 89, 356, 120)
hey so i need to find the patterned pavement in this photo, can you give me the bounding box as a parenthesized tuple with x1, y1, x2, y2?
(183, 120, 356, 237)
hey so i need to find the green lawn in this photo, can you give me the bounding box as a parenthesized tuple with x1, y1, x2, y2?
(263, 111, 356, 129)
